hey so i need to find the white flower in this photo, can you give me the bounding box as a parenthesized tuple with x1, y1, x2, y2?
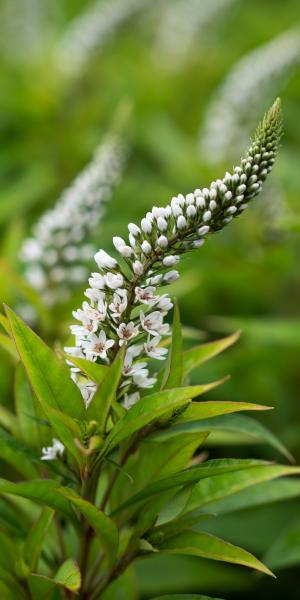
(105, 272, 124, 289)
(94, 249, 117, 270)
(117, 321, 139, 345)
(147, 274, 163, 285)
(157, 235, 168, 248)
(122, 353, 147, 377)
(70, 324, 91, 342)
(140, 311, 169, 336)
(73, 300, 106, 331)
(41, 438, 65, 461)
(157, 216, 168, 231)
(144, 336, 168, 360)
(113, 237, 133, 257)
(109, 289, 127, 320)
(78, 381, 97, 406)
(64, 345, 85, 359)
(198, 225, 210, 235)
(123, 391, 140, 410)
(203, 210, 212, 222)
(186, 193, 195, 205)
(113, 236, 126, 250)
(84, 287, 106, 306)
(135, 286, 157, 305)
(133, 371, 156, 388)
(141, 240, 152, 254)
(163, 255, 179, 267)
(155, 294, 173, 314)
(73, 302, 97, 331)
(172, 203, 183, 217)
(133, 260, 143, 275)
(187, 205, 196, 218)
(192, 239, 205, 248)
(177, 215, 187, 230)
(88, 272, 105, 289)
(163, 270, 179, 283)
(141, 217, 152, 233)
(81, 330, 114, 360)
(128, 223, 141, 237)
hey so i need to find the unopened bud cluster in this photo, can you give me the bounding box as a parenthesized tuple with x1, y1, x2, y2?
(67, 100, 282, 408)
(21, 134, 127, 307)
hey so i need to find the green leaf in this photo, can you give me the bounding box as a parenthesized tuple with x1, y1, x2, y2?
(176, 401, 272, 424)
(44, 405, 84, 469)
(162, 303, 183, 389)
(0, 332, 18, 360)
(0, 530, 18, 571)
(14, 363, 40, 448)
(54, 558, 81, 591)
(86, 346, 125, 427)
(183, 331, 240, 378)
(29, 559, 81, 596)
(183, 464, 300, 514)
(152, 413, 292, 461)
(0, 497, 29, 536)
(156, 530, 273, 576)
(101, 383, 222, 458)
(23, 507, 54, 571)
(5, 306, 85, 420)
(149, 513, 213, 544)
(0, 426, 39, 478)
(65, 354, 108, 384)
(112, 459, 267, 515)
(0, 479, 77, 523)
(207, 477, 300, 515)
(0, 404, 18, 437)
(0, 313, 11, 335)
(264, 516, 300, 570)
(0, 568, 27, 600)
(132, 434, 209, 535)
(57, 489, 119, 567)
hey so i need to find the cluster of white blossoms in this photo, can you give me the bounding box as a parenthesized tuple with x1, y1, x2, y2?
(67, 100, 282, 409)
(153, 0, 236, 71)
(41, 438, 65, 461)
(21, 132, 127, 307)
(200, 27, 300, 164)
(56, 0, 150, 77)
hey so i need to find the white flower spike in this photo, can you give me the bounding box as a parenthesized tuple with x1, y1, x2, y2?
(68, 101, 282, 407)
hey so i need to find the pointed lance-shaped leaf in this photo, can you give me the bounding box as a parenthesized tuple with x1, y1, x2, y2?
(57, 488, 119, 567)
(183, 331, 241, 379)
(5, 306, 86, 420)
(155, 530, 274, 576)
(162, 302, 183, 389)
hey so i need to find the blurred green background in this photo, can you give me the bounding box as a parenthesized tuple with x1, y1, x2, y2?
(1, 0, 300, 598)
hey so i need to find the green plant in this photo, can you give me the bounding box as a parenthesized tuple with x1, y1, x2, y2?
(0, 100, 297, 600)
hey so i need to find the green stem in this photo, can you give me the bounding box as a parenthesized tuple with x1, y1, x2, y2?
(89, 550, 138, 600)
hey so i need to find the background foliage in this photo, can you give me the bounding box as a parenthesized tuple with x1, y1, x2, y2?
(0, 0, 300, 598)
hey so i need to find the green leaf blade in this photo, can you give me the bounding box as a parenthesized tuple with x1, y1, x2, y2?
(5, 306, 85, 420)
(156, 530, 274, 576)
(183, 331, 240, 378)
(162, 302, 183, 389)
(58, 490, 119, 567)
(86, 346, 125, 426)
